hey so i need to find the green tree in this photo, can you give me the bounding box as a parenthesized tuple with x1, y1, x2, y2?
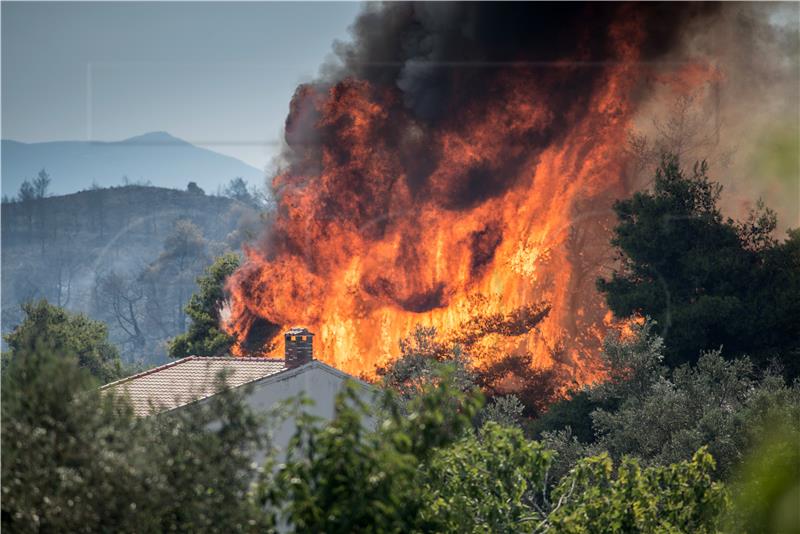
(3, 300, 123, 383)
(538, 321, 800, 481)
(377, 325, 475, 401)
(421, 422, 550, 532)
(379, 324, 557, 422)
(259, 365, 736, 533)
(546, 449, 728, 533)
(3, 340, 754, 533)
(598, 155, 800, 374)
(168, 253, 240, 359)
(1, 341, 270, 533)
(258, 373, 484, 532)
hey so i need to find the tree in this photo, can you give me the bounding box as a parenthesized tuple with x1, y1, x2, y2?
(168, 253, 240, 359)
(3, 300, 123, 383)
(377, 325, 475, 401)
(142, 219, 210, 335)
(224, 177, 254, 202)
(546, 449, 728, 533)
(421, 422, 550, 531)
(538, 321, 800, 480)
(94, 270, 146, 353)
(259, 367, 733, 533)
(223, 177, 268, 208)
(32, 168, 51, 199)
(3, 340, 776, 533)
(257, 375, 482, 532)
(1, 340, 269, 532)
(17, 179, 36, 234)
(598, 155, 800, 375)
(379, 323, 558, 420)
(187, 181, 205, 195)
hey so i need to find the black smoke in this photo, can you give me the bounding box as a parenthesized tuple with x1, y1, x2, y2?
(279, 2, 721, 215)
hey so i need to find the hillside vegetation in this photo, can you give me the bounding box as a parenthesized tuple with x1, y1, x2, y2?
(1, 184, 263, 364)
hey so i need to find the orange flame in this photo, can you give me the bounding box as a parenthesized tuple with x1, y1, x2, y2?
(223, 15, 710, 388)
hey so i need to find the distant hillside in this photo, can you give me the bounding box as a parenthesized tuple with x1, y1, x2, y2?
(1, 185, 264, 365)
(1, 132, 265, 197)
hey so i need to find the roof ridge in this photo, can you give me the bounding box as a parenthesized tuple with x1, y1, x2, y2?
(100, 356, 288, 389)
(100, 356, 197, 389)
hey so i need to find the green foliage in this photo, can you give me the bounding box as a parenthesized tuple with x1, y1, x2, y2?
(6, 339, 784, 532)
(169, 253, 240, 359)
(3, 299, 123, 383)
(260, 365, 741, 533)
(547, 448, 728, 533)
(538, 321, 800, 481)
(379, 324, 557, 423)
(479, 394, 526, 428)
(422, 422, 550, 532)
(258, 374, 484, 532)
(1, 341, 269, 532)
(598, 155, 800, 375)
(528, 390, 606, 444)
(378, 325, 476, 402)
(726, 416, 800, 534)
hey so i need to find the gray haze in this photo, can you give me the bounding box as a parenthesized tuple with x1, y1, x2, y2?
(2, 1, 362, 172)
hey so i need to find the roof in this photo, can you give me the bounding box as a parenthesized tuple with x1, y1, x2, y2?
(101, 356, 288, 416)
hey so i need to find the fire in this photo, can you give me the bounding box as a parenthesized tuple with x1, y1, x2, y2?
(223, 5, 716, 388)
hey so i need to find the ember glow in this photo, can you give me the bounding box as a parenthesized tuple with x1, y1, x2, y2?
(224, 3, 719, 384)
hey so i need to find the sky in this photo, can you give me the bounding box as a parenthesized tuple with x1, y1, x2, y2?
(1, 1, 363, 170)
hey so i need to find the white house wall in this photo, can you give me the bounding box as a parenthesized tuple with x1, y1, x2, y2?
(240, 362, 376, 461)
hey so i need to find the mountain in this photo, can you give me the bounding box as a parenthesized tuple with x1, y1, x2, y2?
(1, 132, 265, 197)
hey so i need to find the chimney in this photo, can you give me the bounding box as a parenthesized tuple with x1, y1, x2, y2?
(284, 327, 314, 367)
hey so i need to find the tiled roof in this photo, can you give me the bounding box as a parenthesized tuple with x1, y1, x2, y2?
(101, 357, 288, 416)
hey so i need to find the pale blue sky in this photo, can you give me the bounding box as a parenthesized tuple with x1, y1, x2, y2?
(1, 1, 363, 169)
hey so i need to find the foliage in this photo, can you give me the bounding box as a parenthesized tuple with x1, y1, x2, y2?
(726, 416, 800, 534)
(377, 325, 476, 402)
(3, 299, 123, 383)
(379, 324, 558, 421)
(528, 390, 606, 444)
(1, 341, 269, 533)
(258, 374, 484, 532)
(258, 366, 739, 533)
(479, 394, 526, 428)
(17, 179, 36, 203)
(5, 340, 786, 532)
(547, 449, 728, 533)
(422, 422, 550, 532)
(168, 253, 240, 359)
(186, 181, 205, 195)
(223, 177, 268, 208)
(598, 155, 800, 375)
(473, 351, 560, 417)
(155, 219, 209, 271)
(538, 320, 800, 480)
(32, 168, 51, 198)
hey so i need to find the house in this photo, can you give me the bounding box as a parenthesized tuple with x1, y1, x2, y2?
(101, 328, 375, 454)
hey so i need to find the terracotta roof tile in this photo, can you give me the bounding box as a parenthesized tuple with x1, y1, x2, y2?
(101, 357, 287, 416)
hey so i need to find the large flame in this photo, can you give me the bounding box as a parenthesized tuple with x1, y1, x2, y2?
(224, 7, 712, 387)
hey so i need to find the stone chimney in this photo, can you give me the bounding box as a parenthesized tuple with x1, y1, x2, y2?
(284, 327, 314, 367)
